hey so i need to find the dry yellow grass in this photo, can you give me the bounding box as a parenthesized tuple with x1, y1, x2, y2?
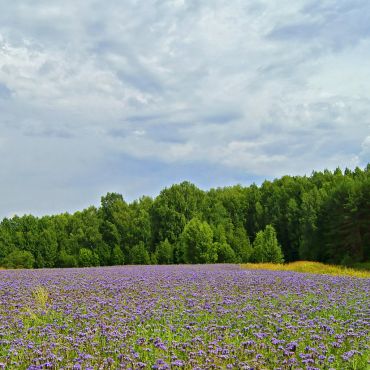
(242, 261, 370, 278)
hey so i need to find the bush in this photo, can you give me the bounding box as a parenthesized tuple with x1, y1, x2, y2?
(129, 242, 151, 265)
(58, 250, 78, 268)
(216, 242, 238, 263)
(2, 250, 35, 269)
(340, 254, 354, 267)
(78, 248, 100, 267)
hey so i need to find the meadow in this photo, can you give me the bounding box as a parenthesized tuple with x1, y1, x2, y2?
(242, 261, 370, 279)
(0, 265, 369, 369)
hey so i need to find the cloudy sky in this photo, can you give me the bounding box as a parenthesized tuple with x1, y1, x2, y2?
(0, 0, 369, 217)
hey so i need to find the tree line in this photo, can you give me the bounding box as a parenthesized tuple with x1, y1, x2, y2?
(0, 164, 369, 268)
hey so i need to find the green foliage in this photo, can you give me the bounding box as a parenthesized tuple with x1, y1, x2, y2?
(2, 249, 35, 269)
(251, 231, 265, 262)
(229, 225, 252, 263)
(215, 241, 237, 263)
(156, 239, 173, 264)
(0, 165, 369, 268)
(212, 224, 237, 263)
(32, 286, 49, 310)
(151, 182, 205, 245)
(340, 254, 354, 267)
(78, 248, 99, 267)
(130, 242, 151, 265)
(111, 245, 124, 265)
(58, 249, 77, 268)
(150, 252, 158, 265)
(38, 229, 58, 268)
(180, 218, 217, 264)
(251, 225, 284, 263)
(298, 187, 325, 260)
(351, 261, 370, 271)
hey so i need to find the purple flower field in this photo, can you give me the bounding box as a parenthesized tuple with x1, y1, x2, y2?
(0, 265, 369, 369)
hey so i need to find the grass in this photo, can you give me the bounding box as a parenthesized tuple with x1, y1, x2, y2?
(242, 261, 370, 278)
(351, 261, 370, 271)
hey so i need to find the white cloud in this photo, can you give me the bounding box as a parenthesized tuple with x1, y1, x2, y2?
(0, 0, 369, 216)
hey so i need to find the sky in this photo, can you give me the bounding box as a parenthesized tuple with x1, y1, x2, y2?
(0, 0, 369, 218)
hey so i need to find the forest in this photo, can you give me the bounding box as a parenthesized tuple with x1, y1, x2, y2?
(0, 164, 369, 269)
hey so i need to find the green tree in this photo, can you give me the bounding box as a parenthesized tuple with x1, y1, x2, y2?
(38, 229, 58, 268)
(78, 248, 99, 267)
(100, 192, 127, 222)
(0, 164, 368, 268)
(111, 245, 125, 265)
(252, 230, 266, 262)
(180, 218, 217, 264)
(150, 252, 158, 265)
(129, 242, 150, 265)
(58, 249, 77, 267)
(212, 224, 237, 263)
(298, 187, 325, 260)
(229, 225, 252, 262)
(2, 249, 35, 269)
(216, 241, 237, 263)
(0, 220, 16, 260)
(319, 175, 370, 264)
(151, 182, 205, 245)
(100, 193, 132, 252)
(213, 185, 249, 227)
(252, 225, 284, 263)
(156, 239, 173, 264)
(100, 221, 121, 249)
(129, 197, 153, 250)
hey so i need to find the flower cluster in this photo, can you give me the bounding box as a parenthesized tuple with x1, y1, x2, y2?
(0, 265, 369, 369)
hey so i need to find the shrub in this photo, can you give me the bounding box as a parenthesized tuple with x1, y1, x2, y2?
(216, 242, 238, 263)
(2, 249, 35, 269)
(78, 248, 100, 267)
(58, 250, 78, 268)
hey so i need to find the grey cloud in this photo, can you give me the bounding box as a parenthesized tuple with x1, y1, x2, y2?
(23, 126, 74, 139)
(269, 0, 370, 50)
(303, 0, 368, 19)
(269, 22, 319, 41)
(116, 69, 163, 94)
(107, 128, 130, 139)
(143, 124, 187, 144)
(0, 83, 11, 99)
(203, 110, 243, 124)
(125, 113, 168, 123)
(0, 0, 369, 216)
